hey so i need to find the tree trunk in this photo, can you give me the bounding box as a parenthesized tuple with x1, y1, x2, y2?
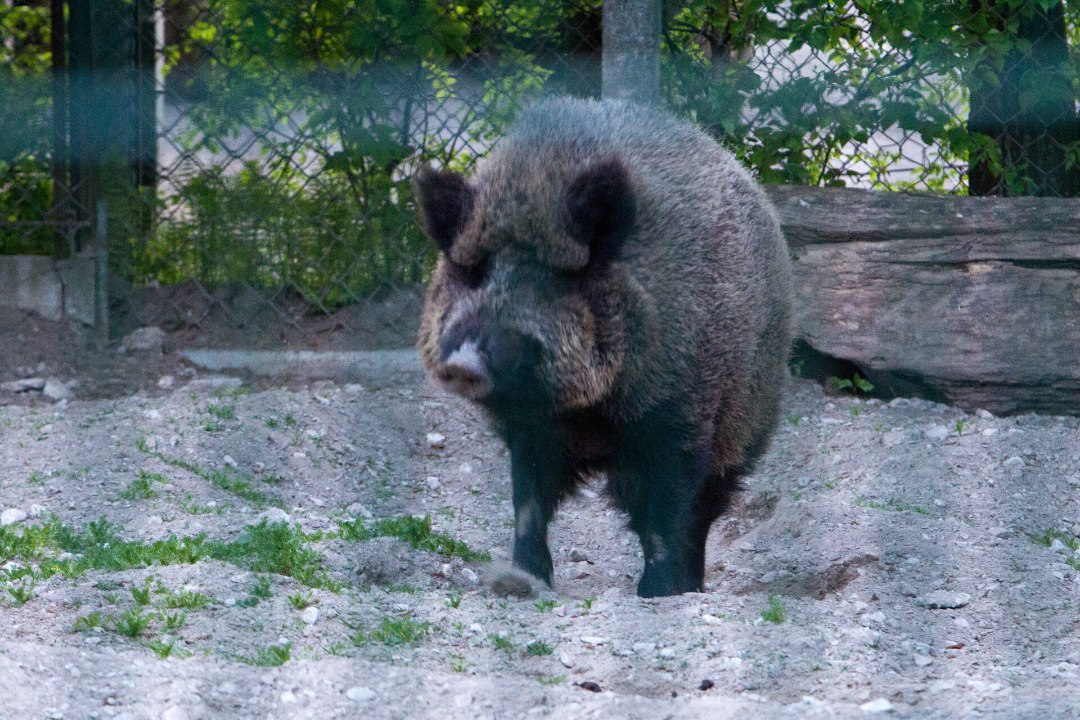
(767, 185, 1080, 416)
(602, 0, 662, 106)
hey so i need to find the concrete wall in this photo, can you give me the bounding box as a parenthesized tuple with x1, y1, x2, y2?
(0, 255, 95, 326)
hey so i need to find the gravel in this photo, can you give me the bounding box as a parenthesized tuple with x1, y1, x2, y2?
(1, 364, 1079, 719)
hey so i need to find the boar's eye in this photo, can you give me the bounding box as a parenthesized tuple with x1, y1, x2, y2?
(564, 158, 636, 267)
(448, 255, 490, 290)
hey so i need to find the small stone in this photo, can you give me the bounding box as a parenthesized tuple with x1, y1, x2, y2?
(1, 509, 27, 526)
(260, 506, 291, 523)
(461, 567, 480, 585)
(223, 455, 238, 468)
(975, 409, 994, 419)
(43, 378, 72, 401)
(161, 707, 190, 720)
(914, 654, 934, 667)
(569, 548, 590, 563)
(157, 375, 175, 389)
(659, 647, 675, 658)
(981, 428, 998, 436)
(581, 636, 607, 646)
(345, 686, 376, 703)
(559, 652, 574, 668)
(426, 476, 441, 490)
(1051, 539, 1070, 555)
(923, 425, 950, 441)
(632, 642, 656, 654)
(1003, 456, 1026, 469)
(860, 698, 894, 713)
(882, 430, 906, 447)
(280, 691, 296, 703)
(426, 432, 446, 449)
(916, 591, 971, 609)
(348, 503, 374, 519)
(26, 504, 46, 519)
(122, 326, 166, 353)
(301, 607, 319, 625)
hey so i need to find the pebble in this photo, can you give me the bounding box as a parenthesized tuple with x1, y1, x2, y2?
(122, 326, 165, 353)
(301, 607, 319, 625)
(923, 425, 950, 441)
(345, 686, 376, 703)
(426, 432, 446, 449)
(257, 508, 290, 524)
(426, 476, 441, 490)
(632, 642, 656, 654)
(860, 698, 894, 713)
(1003, 456, 1026, 469)
(460, 567, 480, 585)
(157, 375, 175, 389)
(1, 508, 27, 526)
(348, 503, 374, 519)
(161, 707, 190, 720)
(581, 636, 608, 646)
(916, 591, 972, 609)
(559, 652, 574, 668)
(43, 378, 72, 401)
(569, 548, 590, 563)
(223, 455, 238, 468)
(280, 691, 297, 703)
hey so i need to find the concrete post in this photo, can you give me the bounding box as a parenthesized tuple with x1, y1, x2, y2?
(601, 0, 662, 106)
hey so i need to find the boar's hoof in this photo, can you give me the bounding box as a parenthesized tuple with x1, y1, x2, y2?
(487, 563, 545, 598)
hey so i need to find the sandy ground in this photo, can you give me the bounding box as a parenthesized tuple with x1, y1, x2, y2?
(2, 332, 1079, 719)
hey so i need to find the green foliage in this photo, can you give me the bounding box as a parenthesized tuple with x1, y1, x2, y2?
(526, 639, 554, 656)
(364, 617, 432, 647)
(115, 609, 152, 638)
(761, 595, 787, 624)
(238, 641, 292, 666)
(337, 514, 489, 562)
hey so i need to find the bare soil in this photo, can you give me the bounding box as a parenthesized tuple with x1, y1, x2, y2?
(2, 302, 1080, 719)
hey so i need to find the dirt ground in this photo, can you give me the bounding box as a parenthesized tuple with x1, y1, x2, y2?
(2, 301, 1080, 719)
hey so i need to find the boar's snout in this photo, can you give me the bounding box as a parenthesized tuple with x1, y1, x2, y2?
(438, 339, 492, 400)
(438, 318, 545, 403)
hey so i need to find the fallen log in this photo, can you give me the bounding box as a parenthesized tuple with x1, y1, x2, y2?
(766, 185, 1080, 416)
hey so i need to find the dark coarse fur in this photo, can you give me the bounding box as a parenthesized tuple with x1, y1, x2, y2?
(415, 98, 793, 597)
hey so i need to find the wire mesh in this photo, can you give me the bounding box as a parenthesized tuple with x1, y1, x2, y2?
(1, 0, 1078, 342)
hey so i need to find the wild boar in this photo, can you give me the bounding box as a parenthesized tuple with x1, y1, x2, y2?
(415, 97, 793, 597)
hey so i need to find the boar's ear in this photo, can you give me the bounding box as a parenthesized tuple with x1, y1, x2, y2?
(564, 158, 636, 266)
(413, 165, 474, 253)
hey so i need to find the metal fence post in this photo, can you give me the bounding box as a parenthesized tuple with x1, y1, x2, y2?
(601, 0, 661, 106)
(95, 200, 109, 347)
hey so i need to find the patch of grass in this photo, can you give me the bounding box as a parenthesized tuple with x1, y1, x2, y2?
(1029, 529, 1080, 570)
(287, 592, 314, 610)
(337, 515, 488, 562)
(537, 674, 566, 686)
(135, 438, 276, 509)
(120, 470, 164, 500)
(579, 597, 595, 613)
(489, 633, 515, 652)
(526, 639, 553, 656)
(115, 609, 151, 638)
(73, 611, 105, 632)
(251, 575, 273, 599)
(149, 637, 176, 659)
(238, 642, 291, 667)
(855, 496, 935, 517)
(534, 599, 557, 613)
(6, 578, 34, 605)
(761, 595, 787, 624)
(161, 610, 187, 630)
(826, 373, 874, 395)
(445, 593, 463, 609)
(28, 470, 47, 485)
(387, 583, 421, 594)
(220, 520, 333, 589)
(206, 403, 236, 420)
(131, 581, 152, 606)
(365, 617, 432, 647)
(163, 588, 211, 610)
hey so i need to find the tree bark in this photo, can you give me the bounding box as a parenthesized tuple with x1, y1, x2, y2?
(767, 185, 1080, 416)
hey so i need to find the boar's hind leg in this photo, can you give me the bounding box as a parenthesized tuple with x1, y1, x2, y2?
(614, 416, 722, 597)
(507, 434, 573, 588)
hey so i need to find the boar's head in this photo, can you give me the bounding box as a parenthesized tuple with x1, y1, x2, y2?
(414, 157, 639, 416)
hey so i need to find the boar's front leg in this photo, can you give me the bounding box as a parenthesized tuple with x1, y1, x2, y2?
(614, 413, 715, 597)
(506, 431, 572, 588)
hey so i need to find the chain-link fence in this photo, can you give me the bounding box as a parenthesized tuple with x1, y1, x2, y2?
(2, 0, 1079, 344)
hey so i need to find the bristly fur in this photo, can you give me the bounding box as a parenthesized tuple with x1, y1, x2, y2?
(415, 98, 794, 597)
